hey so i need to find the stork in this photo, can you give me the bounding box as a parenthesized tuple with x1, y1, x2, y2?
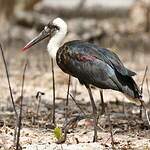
(22, 18, 142, 142)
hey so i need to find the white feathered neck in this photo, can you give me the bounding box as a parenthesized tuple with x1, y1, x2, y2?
(47, 18, 67, 58)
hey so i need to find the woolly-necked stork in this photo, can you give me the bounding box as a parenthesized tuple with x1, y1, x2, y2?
(22, 18, 142, 142)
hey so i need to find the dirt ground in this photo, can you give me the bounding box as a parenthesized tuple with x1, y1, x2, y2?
(0, 18, 150, 150)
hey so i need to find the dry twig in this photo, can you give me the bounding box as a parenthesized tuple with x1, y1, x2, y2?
(146, 78, 150, 103)
(140, 66, 148, 93)
(36, 91, 45, 117)
(106, 112, 115, 149)
(69, 93, 86, 115)
(0, 43, 18, 118)
(0, 43, 19, 145)
(51, 58, 56, 125)
(141, 101, 150, 126)
(16, 61, 27, 150)
(139, 66, 148, 118)
(139, 66, 150, 125)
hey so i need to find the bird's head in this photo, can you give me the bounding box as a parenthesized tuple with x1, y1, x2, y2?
(22, 17, 67, 51)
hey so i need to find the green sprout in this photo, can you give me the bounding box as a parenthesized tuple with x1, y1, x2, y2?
(54, 127, 63, 140)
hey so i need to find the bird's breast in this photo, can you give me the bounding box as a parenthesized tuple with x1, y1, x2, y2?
(57, 45, 70, 63)
(56, 45, 72, 74)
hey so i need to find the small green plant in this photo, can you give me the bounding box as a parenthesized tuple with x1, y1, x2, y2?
(54, 127, 63, 141)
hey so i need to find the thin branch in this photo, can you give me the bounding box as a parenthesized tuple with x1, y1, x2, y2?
(16, 61, 27, 150)
(145, 107, 150, 126)
(55, 96, 82, 102)
(139, 66, 148, 119)
(69, 93, 86, 115)
(108, 113, 115, 149)
(36, 91, 45, 117)
(104, 129, 117, 145)
(146, 78, 150, 103)
(51, 58, 56, 125)
(60, 115, 85, 144)
(0, 43, 18, 118)
(139, 71, 150, 127)
(140, 66, 148, 94)
(140, 100, 150, 126)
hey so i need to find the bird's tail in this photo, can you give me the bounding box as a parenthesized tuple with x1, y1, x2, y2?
(122, 76, 150, 126)
(122, 76, 142, 105)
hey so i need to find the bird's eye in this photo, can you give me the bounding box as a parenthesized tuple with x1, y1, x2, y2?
(44, 26, 50, 32)
(54, 25, 59, 30)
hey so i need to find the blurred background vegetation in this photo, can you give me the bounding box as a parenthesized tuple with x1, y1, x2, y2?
(0, 0, 149, 51)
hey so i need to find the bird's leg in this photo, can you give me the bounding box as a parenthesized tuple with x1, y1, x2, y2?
(85, 85, 98, 142)
(99, 90, 105, 115)
(51, 58, 56, 126)
(65, 75, 71, 123)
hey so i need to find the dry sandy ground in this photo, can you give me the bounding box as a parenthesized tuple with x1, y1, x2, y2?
(0, 36, 150, 149)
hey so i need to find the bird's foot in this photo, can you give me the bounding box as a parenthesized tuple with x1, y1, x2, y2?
(93, 118, 98, 142)
(93, 134, 98, 142)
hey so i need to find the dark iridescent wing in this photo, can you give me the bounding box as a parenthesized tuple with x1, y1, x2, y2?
(66, 52, 122, 90)
(84, 44, 136, 77)
(97, 48, 136, 76)
(63, 40, 136, 77)
(57, 41, 125, 90)
(57, 40, 140, 99)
